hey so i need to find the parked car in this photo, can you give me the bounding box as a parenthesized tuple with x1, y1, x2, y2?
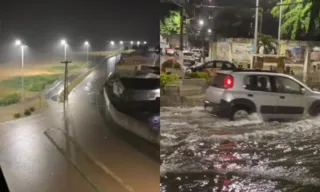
(204, 69, 320, 121)
(183, 52, 196, 67)
(191, 49, 201, 58)
(105, 71, 160, 113)
(186, 60, 237, 74)
(166, 48, 176, 55)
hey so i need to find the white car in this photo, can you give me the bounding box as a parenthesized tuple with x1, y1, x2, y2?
(204, 69, 320, 121)
(191, 49, 201, 58)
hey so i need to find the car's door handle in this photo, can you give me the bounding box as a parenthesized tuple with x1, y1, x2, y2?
(280, 96, 285, 99)
(247, 94, 253, 97)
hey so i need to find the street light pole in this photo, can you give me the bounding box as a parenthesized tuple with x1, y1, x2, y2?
(277, 0, 283, 55)
(21, 45, 25, 104)
(64, 44, 67, 61)
(253, 0, 260, 68)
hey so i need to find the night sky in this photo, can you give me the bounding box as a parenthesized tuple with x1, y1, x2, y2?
(0, 0, 159, 61)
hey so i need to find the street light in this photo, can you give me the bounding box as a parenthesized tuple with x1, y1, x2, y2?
(110, 41, 114, 45)
(84, 41, 90, 64)
(15, 39, 26, 104)
(120, 41, 123, 45)
(130, 41, 134, 44)
(137, 41, 140, 46)
(199, 19, 204, 26)
(208, 29, 212, 33)
(143, 41, 147, 44)
(60, 39, 67, 60)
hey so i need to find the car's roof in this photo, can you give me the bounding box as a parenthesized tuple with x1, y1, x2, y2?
(216, 69, 291, 77)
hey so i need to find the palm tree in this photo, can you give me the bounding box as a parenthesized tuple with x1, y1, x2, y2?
(258, 33, 278, 54)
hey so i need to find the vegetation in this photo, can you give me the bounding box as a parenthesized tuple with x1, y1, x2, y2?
(270, 0, 320, 40)
(160, 73, 179, 92)
(13, 113, 21, 118)
(0, 75, 59, 92)
(161, 59, 182, 69)
(258, 33, 278, 54)
(0, 93, 20, 106)
(50, 61, 88, 74)
(24, 109, 31, 116)
(29, 107, 35, 112)
(160, 10, 187, 36)
(185, 72, 210, 81)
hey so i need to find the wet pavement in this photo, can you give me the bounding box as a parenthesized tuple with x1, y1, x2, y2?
(0, 55, 159, 192)
(160, 106, 320, 192)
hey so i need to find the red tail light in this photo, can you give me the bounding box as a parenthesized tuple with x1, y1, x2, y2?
(223, 75, 234, 89)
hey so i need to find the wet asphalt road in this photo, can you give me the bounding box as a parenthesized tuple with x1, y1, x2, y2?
(160, 106, 320, 192)
(0, 55, 159, 192)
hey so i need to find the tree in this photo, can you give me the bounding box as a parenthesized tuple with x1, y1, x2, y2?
(160, 10, 186, 36)
(271, 0, 314, 40)
(258, 33, 278, 54)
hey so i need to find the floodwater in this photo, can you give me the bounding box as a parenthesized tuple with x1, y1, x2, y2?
(160, 107, 320, 192)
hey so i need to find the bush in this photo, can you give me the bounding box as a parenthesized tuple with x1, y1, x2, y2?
(161, 59, 182, 69)
(160, 73, 179, 88)
(13, 113, 21, 118)
(24, 109, 31, 116)
(29, 107, 35, 112)
(0, 93, 20, 106)
(185, 72, 210, 81)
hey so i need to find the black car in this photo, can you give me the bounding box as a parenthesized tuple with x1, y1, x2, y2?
(186, 60, 237, 73)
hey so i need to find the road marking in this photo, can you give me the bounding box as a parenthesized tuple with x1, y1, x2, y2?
(45, 128, 136, 192)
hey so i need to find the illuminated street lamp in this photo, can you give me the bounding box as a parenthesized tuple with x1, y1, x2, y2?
(199, 19, 204, 26)
(130, 41, 134, 44)
(208, 29, 212, 33)
(60, 39, 67, 60)
(137, 41, 140, 46)
(143, 41, 147, 44)
(15, 39, 26, 104)
(84, 41, 90, 64)
(110, 41, 114, 45)
(120, 41, 123, 45)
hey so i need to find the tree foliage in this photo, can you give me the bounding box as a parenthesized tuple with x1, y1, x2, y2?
(271, 0, 314, 40)
(258, 33, 278, 54)
(160, 10, 186, 36)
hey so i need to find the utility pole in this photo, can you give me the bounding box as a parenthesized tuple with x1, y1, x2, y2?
(277, 0, 283, 55)
(253, 0, 259, 68)
(61, 60, 72, 103)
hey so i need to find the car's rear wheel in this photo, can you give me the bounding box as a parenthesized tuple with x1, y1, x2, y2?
(309, 105, 320, 117)
(230, 107, 250, 121)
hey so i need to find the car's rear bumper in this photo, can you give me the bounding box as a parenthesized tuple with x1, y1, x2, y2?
(204, 100, 232, 117)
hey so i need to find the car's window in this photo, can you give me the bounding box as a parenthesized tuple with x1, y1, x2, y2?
(215, 61, 223, 68)
(224, 62, 236, 69)
(205, 62, 214, 68)
(184, 52, 193, 56)
(243, 75, 272, 92)
(275, 76, 302, 94)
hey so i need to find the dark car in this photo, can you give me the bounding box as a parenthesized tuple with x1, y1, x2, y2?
(105, 71, 160, 113)
(186, 60, 237, 74)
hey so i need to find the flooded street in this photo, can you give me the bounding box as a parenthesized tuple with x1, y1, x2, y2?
(160, 106, 320, 192)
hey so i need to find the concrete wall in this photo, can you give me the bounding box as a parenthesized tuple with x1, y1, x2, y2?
(209, 38, 320, 65)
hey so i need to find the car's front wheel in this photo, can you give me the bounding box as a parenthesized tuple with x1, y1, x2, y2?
(230, 107, 250, 121)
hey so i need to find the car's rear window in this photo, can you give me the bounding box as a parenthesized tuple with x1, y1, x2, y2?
(211, 73, 228, 88)
(120, 78, 159, 90)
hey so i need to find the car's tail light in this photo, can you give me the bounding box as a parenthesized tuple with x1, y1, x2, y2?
(223, 75, 234, 89)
